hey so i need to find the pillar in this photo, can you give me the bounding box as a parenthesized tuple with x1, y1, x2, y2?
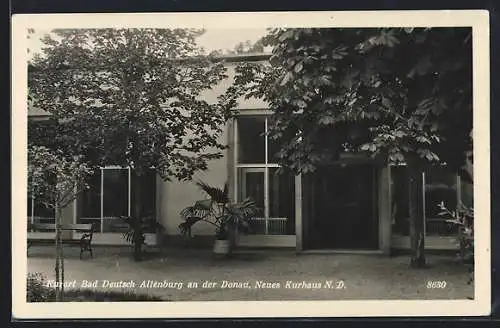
(378, 165, 392, 255)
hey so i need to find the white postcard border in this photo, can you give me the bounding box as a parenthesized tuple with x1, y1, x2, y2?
(11, 10, 491, 318)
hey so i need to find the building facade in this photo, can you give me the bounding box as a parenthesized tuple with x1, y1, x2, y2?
(27, 54, 473, 253)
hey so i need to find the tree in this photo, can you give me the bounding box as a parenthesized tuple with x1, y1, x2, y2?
(232, 39, 266, 54)
(28, 145, 93, 301)
(233, 28, 472, 267)
(28, 28, 240, 260)
(208, 38, 267, 57)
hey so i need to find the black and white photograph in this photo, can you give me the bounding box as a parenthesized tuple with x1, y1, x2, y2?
(12, 11, 490, 318)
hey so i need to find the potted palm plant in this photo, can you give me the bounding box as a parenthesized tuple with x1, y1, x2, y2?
(179, 181, 259, 256)
(121, 215, 164, 261)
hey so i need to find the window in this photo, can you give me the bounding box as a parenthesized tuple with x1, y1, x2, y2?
(235, 116, 295, 235)
(27, 194, 56, 231)
(102, 168, 129, 232)
(77, 167, 156, 233)
(461, 177, 474, 208)
(238, 168, 265, 217)
(27, 172, 56, 231)
(79, 171, 102, 231)
(268, 167, 296, 234)
(391, 165, 464, 236)
(131, 169, 157, 218)
(237, 116, 266, 164)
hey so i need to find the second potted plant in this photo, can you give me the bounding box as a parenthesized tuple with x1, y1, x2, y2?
(179, 181, 259, 256)
(121, 215, 164, 261)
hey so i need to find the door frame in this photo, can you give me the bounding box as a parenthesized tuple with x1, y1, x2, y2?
(298, 160, 383, 251)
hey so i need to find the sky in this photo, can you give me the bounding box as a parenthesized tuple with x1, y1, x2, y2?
(27, 28, 269, 59)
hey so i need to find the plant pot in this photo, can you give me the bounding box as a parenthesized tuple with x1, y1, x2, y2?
(213, 239, 230, 255)
(229, 227, 239, 247)
(144, 233, 157, 246)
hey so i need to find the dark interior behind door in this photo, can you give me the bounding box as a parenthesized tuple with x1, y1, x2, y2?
(303, 163, 378, 250)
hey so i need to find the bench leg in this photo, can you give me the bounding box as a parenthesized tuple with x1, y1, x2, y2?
(80, 241, 93, 260)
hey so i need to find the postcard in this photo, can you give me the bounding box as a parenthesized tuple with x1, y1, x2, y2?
(12, 10, 490, 318)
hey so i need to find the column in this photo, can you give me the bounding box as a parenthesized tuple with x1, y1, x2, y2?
(378, 165, 392, 255)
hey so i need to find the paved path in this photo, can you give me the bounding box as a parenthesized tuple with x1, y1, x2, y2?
(27, 246, 474, 301)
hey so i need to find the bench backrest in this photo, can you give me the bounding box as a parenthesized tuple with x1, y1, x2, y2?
(32, 223, 93, 232)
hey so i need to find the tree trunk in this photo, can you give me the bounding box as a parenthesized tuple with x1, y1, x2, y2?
(54, 231, 60, 301)
(132, 170, 143, 262)
(59, 207, 65, 301)
(408, 160, 426, 268)
(54, 204, 62, 301)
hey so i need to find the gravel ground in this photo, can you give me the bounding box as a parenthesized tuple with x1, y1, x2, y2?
(27, 245, 474, 301)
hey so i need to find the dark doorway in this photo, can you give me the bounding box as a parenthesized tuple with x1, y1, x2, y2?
(302, 162, 378, 250)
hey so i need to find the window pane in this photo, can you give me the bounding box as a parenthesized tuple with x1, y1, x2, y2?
(80, 172, 101, 217)
(238, 169, 265, 215)
(130, 169, 157, 233)
(391, 166, 460, 237)
(78, 171, 102, 232)
(31, 197, 55, 230)
(27, 195, 32, 216)
(238, 168, 265, 234)
(268, 129, 284, 165)
(102, 217, 130, 233)
(267, 121, 298, 165)
(33, 200, 54, 218)
(27, 195, 33, 229)
(237, 116, 265, 164)
(425, 167, 458, 236)
(269, 168, 295, 235)
(102, 168, 129, 232)
(461, 180, 474, 208)
(130, 169, 157, 217)
(390, 166, 409, 236)
(425, 167, 457, 218)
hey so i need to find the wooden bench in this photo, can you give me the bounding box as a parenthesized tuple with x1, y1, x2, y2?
(28, 223, 94, 259)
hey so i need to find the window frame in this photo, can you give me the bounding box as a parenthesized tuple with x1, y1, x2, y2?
(29, 165, 156, 233)
(77, 165, 132, 233)
(28, 175, 56, 231)
(100, 166, 132, 232)
(390, 164, 463, 237)
(233, 113, 295, 235)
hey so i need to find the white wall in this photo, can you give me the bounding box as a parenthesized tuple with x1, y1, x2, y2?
(197, 61, 269, 109)
(157, 60, 269, 237)
(157, 127, 229, 236)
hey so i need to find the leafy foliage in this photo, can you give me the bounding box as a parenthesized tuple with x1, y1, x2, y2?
(438, 201, 474, 284)
(29, 29, 240, 181)
(28, 145, 94, 300)
(27, 272, 53, 302)
(28, 145, 94, 210)
(121, 215, 164, 261)
(209, 38, 267, 56)
(438, 202, 474, 266)
(231, 27, 473, 267)
(233, 28, 472, 174)
(179, 181, 259, 240)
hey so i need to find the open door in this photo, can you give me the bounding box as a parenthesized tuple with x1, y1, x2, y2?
(303, 162, 378, 250)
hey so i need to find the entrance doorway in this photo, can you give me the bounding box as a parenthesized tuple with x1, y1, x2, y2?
(302, 162, 378, 250)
